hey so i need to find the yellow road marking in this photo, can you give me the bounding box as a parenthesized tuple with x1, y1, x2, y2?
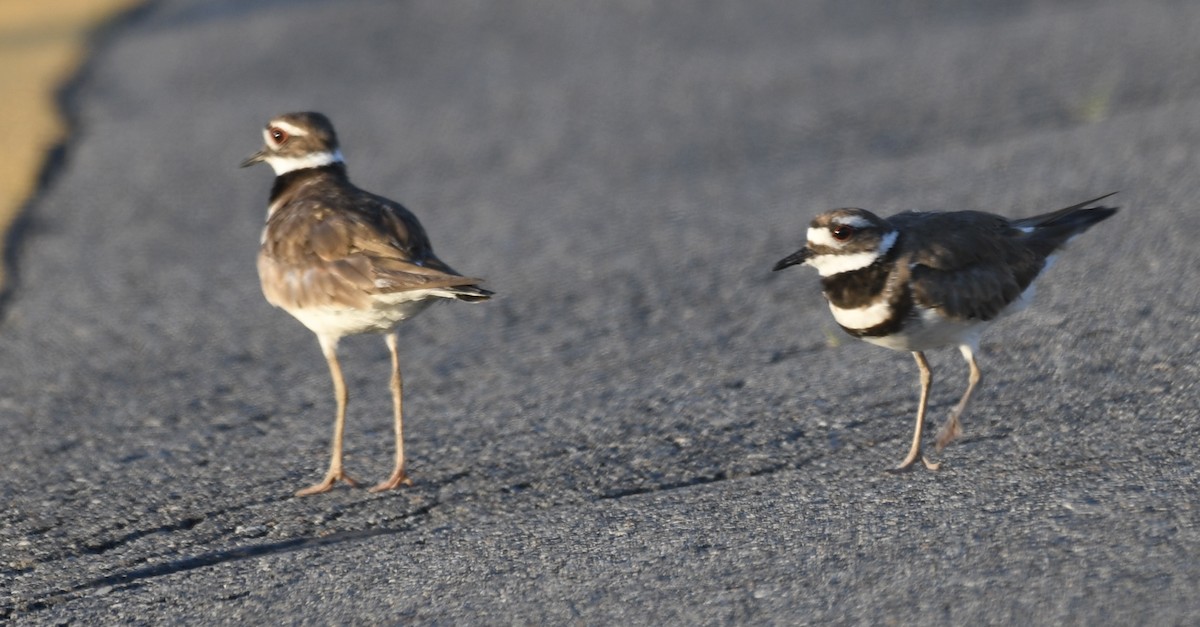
(0, 0, 143, 295)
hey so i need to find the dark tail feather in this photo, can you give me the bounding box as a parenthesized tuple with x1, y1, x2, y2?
(1045, 191, 1119, 218)
(451, 285, 493, 302)
(1013, 192, 1119, 239)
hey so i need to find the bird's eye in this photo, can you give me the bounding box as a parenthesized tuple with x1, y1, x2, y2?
(831, 225, 855, 241)
(269, 127, 288, 144)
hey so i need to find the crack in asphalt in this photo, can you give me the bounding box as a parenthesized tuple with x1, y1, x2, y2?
(596, 455, 822, 500)
(0, 471, 479, 618)
(2, 453, 819, 619)
(1, 500, 441, 619)
(3, 490, 295, 571)
(2, 419, 909, 618)
(82, 516, 205, 555)
(0, 414, 850, 622)
(86, 501, 440, 590)
(599, 470, 733, 500)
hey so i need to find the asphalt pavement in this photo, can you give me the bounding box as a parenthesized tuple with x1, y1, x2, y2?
(2, 0, 1199, 623)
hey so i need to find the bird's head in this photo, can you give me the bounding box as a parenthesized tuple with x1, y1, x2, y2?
(241, 111, 344, 175)
(773, 208, 897, 277)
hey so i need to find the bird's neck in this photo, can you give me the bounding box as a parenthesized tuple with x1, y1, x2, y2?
(819, 240, 900, 309)
(268, 163, 349, 205)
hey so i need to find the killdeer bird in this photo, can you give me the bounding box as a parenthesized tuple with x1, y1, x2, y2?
(773, 193, 1117, 470)
(242, 112, 492, 496)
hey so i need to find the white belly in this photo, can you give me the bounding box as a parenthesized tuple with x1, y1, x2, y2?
(283, 289, 458, 338)
(858, 306, 988, 352)
(833, 280, 1038, 352)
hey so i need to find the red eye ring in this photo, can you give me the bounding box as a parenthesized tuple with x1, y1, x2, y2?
(831, 225, 855, 241)
(269, 127, 289, 144)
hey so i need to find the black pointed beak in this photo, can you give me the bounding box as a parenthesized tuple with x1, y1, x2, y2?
(773, 248, 811, 272)
(240, 148, 267, 168)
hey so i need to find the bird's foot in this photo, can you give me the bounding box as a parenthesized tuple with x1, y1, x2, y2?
(369, 469, 413, 493)
(295, 470, 359, 497)
(888, 455, 941, 473)
(935, 416, 963, 451)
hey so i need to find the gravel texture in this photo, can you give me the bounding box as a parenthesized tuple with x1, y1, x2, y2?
(2, 0, 1198, 623)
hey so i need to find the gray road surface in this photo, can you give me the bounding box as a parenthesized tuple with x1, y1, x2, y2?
(2, 0, 1199, 623)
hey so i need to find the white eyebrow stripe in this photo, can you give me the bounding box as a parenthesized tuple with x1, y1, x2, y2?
(832, 215, 872, 228)
(268, 120, 310, 136)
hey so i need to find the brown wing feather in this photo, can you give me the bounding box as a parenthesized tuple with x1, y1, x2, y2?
(259, 186, 489, 311)
(892, 211, 1046, 321)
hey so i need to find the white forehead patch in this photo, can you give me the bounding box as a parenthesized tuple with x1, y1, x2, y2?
(264, 149, 345, 175)
(805, 230, 898, 277)
(267, 119, 310, 137)
(806, 227, 838, 248)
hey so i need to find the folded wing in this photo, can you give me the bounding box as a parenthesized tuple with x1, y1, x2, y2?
(259, 194, 491, 311)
